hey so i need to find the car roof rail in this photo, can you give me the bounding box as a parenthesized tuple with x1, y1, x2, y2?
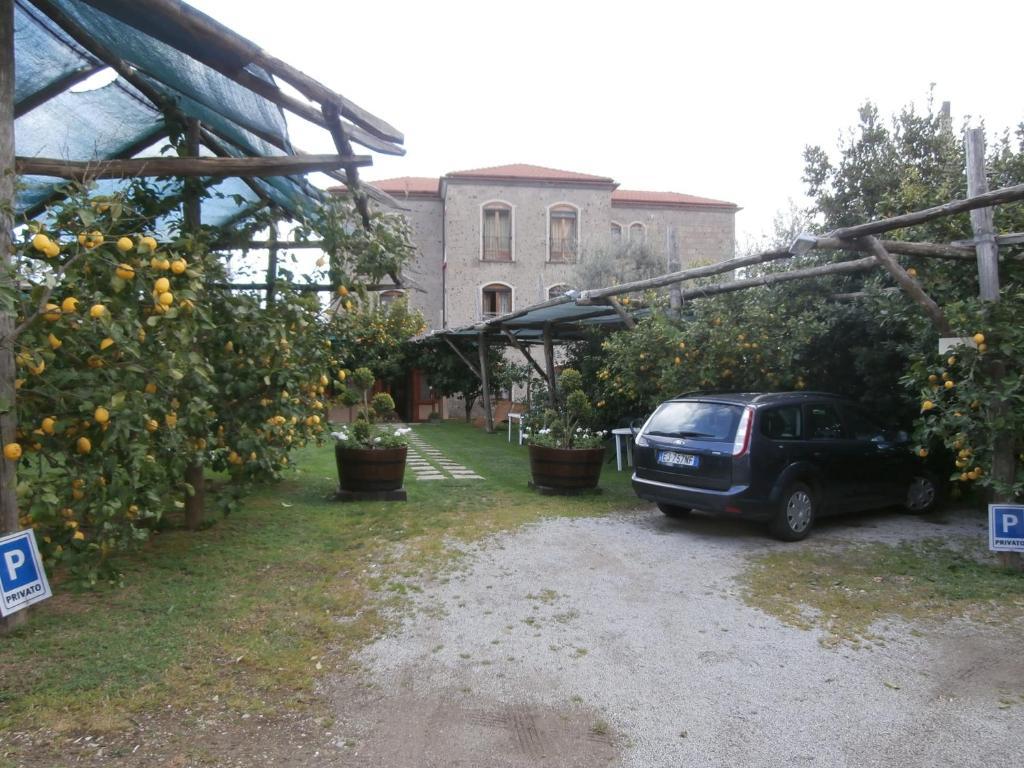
(750, 391, 844, 403)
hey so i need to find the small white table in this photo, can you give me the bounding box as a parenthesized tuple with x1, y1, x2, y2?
(508, 412, 525, 444)
(611, 427, 634, 471)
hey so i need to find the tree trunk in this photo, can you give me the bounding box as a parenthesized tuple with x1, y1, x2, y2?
(0, 0, 26, 633)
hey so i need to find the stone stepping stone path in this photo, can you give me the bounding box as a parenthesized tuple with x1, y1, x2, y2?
(404, 427, 484, 481)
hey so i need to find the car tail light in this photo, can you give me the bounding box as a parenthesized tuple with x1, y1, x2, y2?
(732, 406, 754, 456)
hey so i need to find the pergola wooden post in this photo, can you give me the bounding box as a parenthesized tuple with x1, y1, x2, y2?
(966, 129, 1020, 570)
(265, 225, 280, 306)
(542, 323, 558, 403)
(0, 0, 25, 633)
(182, 118, 206, 532)
(477, 331, 494, 433)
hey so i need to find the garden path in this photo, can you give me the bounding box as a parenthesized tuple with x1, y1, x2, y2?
(405, 426, 484, 481)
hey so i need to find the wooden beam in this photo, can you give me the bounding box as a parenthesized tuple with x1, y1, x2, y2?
(20, 125, 170, 221)
(504, 330, 549, 383)
(478, 331, 494, 433)
(678, 256, 878, 301)
(213, 239, 326, 251)
(580, 249, 793, 302)
(816, 237, 975, 260)
(198, 128, 275, 208)
(829, 183, 1024, 240)
(442, 337, 481, 380)
(951, 232, 1024, 248)
(14, 64, 104, 118)
(579, 237, 976, 305)
(322, 102, 372, 230)
(210, 282, 391, 293)
(600, 297, 636, 330)
(0, 0, 25, 632)
(965, 129, 1000, 301)
(175, 52, 403, 156)
(101, 0, 404, 143)
(859, 237, 953, 335)
(15, 153, 371, 180)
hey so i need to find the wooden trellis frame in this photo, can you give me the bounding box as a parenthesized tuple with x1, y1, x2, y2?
(0, 0, 407, 631)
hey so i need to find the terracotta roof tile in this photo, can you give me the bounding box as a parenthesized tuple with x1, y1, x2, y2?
(365, 176, 440, 196)
(445, 163, 615, 184)
(612, 189, 738, 208)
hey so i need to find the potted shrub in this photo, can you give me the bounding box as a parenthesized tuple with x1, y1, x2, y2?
(524, 368, 607, 494)
(331, 367, 411, 499)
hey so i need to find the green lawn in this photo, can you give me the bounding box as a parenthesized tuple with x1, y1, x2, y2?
(0, 422, 642, 734)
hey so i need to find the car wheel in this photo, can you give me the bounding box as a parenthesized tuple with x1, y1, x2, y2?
(904, 472, 941, 514)
(770, 482, 815, 541)
(658, 503, 691, 518)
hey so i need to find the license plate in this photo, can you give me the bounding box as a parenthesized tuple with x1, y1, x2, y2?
(657, 450, 699, 468)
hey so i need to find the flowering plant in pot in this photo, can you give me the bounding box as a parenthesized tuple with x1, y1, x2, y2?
(524, 368, 607, 493)
(330, 367, 411, 496)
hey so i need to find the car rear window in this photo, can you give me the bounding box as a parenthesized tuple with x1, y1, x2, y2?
(644, 401, 743, 441)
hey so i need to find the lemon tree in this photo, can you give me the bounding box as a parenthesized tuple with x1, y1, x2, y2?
(4, 184, 417, 580)
(9, 187, 209, 578)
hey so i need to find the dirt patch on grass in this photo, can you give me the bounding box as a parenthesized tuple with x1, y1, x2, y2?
(740, 516, 1024, 646)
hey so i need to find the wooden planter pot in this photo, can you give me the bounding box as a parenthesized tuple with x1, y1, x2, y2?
(334, 445, 408, 501)
(528, 444, 605, 495)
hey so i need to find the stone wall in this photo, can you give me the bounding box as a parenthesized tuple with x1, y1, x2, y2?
(391, 196, 444, 329)
(442, 180, 614, 328)
(610, 204, 735, 270)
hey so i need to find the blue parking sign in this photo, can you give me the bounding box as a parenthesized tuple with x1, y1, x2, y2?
(989, 505, 1024, 553)
(0, 529, 52, 616)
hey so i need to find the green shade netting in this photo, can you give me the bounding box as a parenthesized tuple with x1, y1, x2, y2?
(13, 1, 100, 104)
(46, 0, 291, 151)
(13, 0, 325, 224)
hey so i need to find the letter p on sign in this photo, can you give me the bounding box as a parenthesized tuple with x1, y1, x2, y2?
(4, 548, 25, 581)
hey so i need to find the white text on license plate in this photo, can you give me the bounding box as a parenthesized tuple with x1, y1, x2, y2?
(657, 451, 699, 468)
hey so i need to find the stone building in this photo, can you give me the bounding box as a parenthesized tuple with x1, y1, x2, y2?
(361, 164, 739, 331)
(335, 164, 738, 422)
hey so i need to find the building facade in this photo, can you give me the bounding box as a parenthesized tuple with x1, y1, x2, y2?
(361, 164, 739, 331)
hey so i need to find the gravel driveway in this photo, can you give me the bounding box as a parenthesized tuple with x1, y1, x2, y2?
(327, 507, 1024, 767)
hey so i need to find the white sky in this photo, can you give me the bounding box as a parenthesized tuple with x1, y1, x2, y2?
(191, 0, 1024, 245)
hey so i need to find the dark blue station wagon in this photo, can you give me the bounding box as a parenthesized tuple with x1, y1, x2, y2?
(631, 392, 939, 540)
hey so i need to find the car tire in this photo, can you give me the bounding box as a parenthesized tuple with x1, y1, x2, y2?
(657, 503, 691, 518)
(904, 471, 942, 514)
(770, 482, 816, 541)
